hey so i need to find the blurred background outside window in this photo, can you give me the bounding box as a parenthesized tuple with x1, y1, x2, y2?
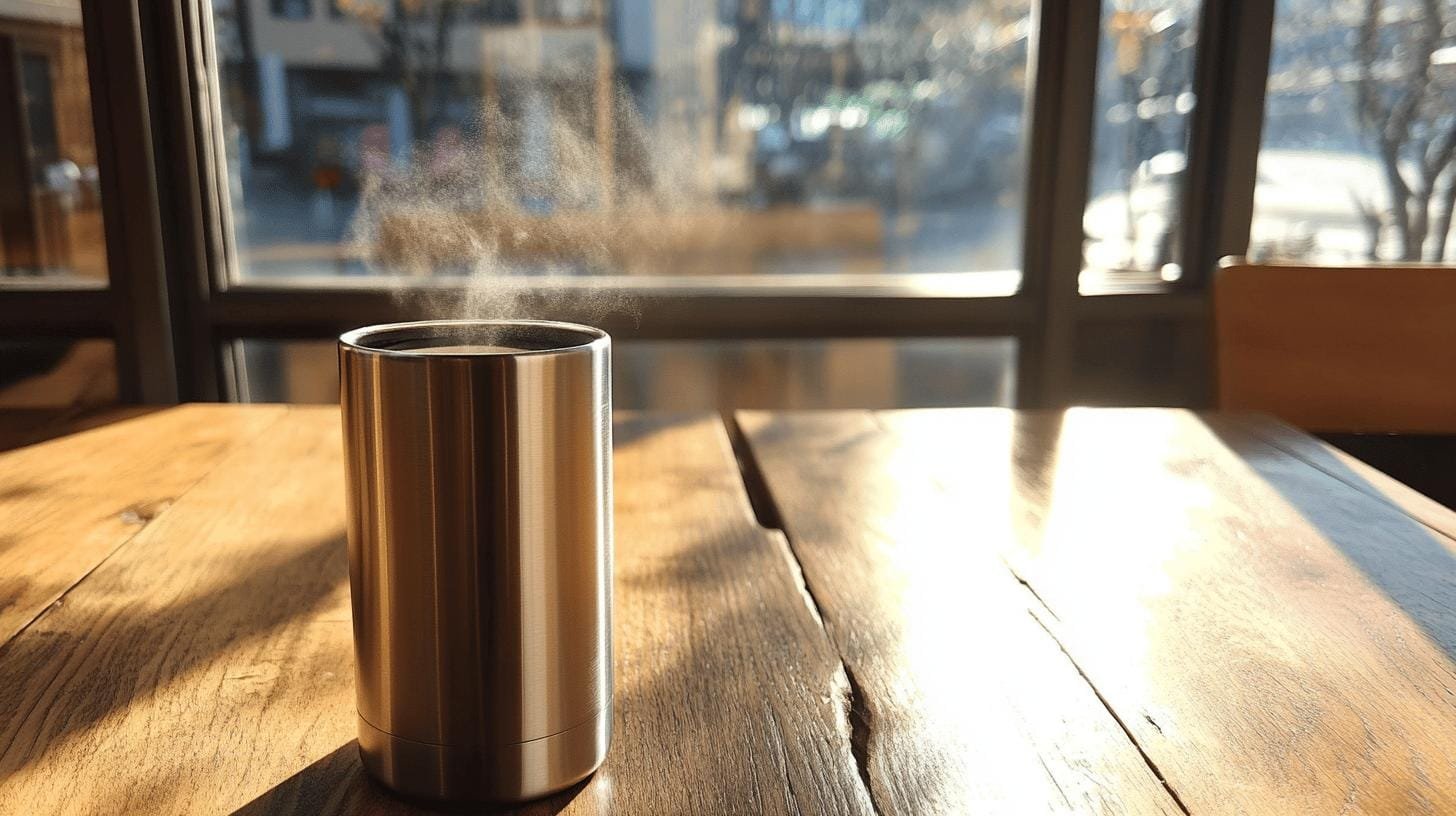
(1078, 0, 1456, 275)
(4, 0, 1454, 411)
(212, 0, 1031, 289)
(208, 0, 1034, 407)
(1253, 0, 1456, 264)
(1080, 0, 1200, 289)
(0, 1, 113, 412)
(0, 0, 106, 284)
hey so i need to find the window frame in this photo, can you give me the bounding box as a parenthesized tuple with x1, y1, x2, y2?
(0, 0, 1275, 408)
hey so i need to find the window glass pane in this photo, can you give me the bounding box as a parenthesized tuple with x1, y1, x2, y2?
(1255, 0, 1456, 263)
(236, 336, 1016, 408)
(1080, 0, 1201, 291)
(212, 0, 1031, 293)
(0, 4, 108, 284)
(0, 339, 117, 408)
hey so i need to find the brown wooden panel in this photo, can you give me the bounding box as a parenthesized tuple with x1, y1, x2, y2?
(0, 404, 285, 647)
(738, 409, 1185, 815)
(1214, 261, 1456, 433)
(0, 409, 871, 814)
(802, 408, 1456, 814)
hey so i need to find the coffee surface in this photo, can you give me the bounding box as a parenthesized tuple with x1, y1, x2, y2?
(407, 344, 526, 354)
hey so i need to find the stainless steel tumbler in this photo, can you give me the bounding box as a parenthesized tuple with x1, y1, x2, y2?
(338, 319, 612, 803)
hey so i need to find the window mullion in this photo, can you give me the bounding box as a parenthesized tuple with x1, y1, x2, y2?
(1178, 0, 1276, 291)
(1020, 0, 1103, 408)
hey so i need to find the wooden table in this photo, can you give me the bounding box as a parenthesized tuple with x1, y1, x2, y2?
(2, 406, 1454, 815)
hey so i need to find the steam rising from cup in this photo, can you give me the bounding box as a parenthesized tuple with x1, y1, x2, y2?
(347, 80, 737, 326)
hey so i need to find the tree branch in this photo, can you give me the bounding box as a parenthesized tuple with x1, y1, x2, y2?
(1429, 166, 1456, 260)
(1355, 0, 1390, 138)
(1385, 33, 1435, 149)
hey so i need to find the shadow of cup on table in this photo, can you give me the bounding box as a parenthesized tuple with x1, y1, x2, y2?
(231, 415, 849, 815)
(0, 533, 347, 786)
(226, 741, 593, 816)
(228, 519, 814, 815)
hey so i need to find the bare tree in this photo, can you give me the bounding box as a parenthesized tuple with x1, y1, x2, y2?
(1353, 0, 1456, 261)
(336, 0, 464, 142)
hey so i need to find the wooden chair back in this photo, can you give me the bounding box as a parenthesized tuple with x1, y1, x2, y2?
(1214, 260, 1456, 434)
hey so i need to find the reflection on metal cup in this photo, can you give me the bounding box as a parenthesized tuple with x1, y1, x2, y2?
(339, 319, 613, 803)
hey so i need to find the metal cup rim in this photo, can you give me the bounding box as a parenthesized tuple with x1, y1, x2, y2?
(339, 319, 610, 358)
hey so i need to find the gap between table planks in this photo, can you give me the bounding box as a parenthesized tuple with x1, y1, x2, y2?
(9, 406, 1451, 814)
(735, 410, 1186, 816)
(0, 408, 872, 814)
(739, 408, 1456, 816)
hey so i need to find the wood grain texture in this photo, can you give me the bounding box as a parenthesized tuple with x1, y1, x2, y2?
(0, 409, 873, 814)
(771, 407, 1456, 815)
(13, 406, 1453, 815)
(1214, 261, 1456, 433)
(1205, 413, 1456, 542)
(0, 404, 286, 647)
(0, 406, 353, 814)
(738, 410, 1186, 815)
(557, 414, 873, 816)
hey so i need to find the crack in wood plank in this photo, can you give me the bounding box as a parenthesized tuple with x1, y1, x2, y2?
(728, 416, 885, 816)
(1004, 536, 1198, 814)
(1025, 608, 1193, 816)
(769, 530, 825, 630)
(725, 414, 786, 532)
(1002, 556, 1061, 622)
(839, 662, 882, 816)
(1007, 553, 1191, 813)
